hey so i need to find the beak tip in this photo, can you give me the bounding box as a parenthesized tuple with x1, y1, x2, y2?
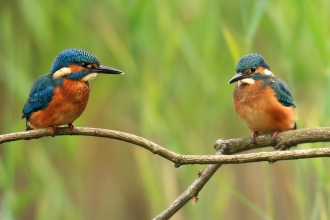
(228, 78, 235, 84)
(228, 72, 245, 84)
(97, 65, 124, 75)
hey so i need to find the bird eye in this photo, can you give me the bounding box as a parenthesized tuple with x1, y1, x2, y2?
(251, 67, 256, 73)
(81, 62, 88, 68)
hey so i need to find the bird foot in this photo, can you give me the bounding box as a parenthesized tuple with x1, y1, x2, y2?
(274, 144, 289, 151)
(271, 131, 279, 143)
(48, 126, 56, 137)
(68, 124, 75, 134)
(252, 132, 259, 144)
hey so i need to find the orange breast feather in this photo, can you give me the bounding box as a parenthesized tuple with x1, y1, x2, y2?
(28, 79, 90, 129)
(233, 81, 296, 134)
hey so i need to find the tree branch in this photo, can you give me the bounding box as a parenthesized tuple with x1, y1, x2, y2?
(2, 127, 330, 219)
(0, 127, 181, 164)
(214, 127, 330, 154)
(153, 127, 330, 219)
(2, 127, 330, 166)
(177, 148, 330, 165)
(153, 152, 223, 220)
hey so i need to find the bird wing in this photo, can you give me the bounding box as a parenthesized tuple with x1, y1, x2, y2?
(22, 75, 55, 119)
(270, 78, 295, 108)
(252, 73, 296, 108)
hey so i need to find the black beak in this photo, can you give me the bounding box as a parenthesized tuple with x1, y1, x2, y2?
(228, 72, 249, 84)
(93, 65, 123, 74)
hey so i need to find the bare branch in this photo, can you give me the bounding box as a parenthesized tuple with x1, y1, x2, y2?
(179, 148, 330, 165)
(0, 127, 181, 164)
(2, 127, 330, 219)
(214, 127, 330, 154)
(2, 127, 330, 167)
(153, 127, 330, 219)
(153, 152, 223, 220)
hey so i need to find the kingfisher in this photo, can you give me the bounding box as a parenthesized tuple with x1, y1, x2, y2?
(228, 54, 296, 144)
(22, 48, 123, 136)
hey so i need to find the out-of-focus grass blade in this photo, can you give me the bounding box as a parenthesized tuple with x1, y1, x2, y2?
(220, 23, 241, 62)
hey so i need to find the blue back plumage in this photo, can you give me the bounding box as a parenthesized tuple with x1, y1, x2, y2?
(252, 73, 295, 108)
(51, 48, 100, 73)
(22, 74, 62, 119)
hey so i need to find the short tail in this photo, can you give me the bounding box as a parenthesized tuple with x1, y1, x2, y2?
(25, 119, 32, 131)
(288, 122, 298, 149)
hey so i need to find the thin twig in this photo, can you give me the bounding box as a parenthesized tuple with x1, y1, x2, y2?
(153, 152, 223, 220)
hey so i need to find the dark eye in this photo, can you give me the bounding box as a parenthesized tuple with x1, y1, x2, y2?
(81, 62, 88, 68)
(251, 67, 256, 73)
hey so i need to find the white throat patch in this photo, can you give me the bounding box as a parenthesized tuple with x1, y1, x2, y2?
(238, 78, 255, 86)
(53, 67, 71, 79)
(264, 69, 274, 76)
(82, 73, 98, 81)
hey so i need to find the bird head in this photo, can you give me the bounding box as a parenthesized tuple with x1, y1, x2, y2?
(51, 48, 123, 81)
(228, 54, 273, 85)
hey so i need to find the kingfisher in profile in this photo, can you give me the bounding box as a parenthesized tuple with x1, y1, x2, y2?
(22, 48, 123, 136)
(228, 54, 296, 145)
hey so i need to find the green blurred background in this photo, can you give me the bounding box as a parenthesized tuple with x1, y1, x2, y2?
(1, 0, 330, 219)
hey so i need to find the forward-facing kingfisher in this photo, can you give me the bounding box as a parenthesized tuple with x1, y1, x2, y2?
(22, 48, 123, 136)
(228, 54, 296, 145)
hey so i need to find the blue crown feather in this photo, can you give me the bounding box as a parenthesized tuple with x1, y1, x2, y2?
(236, 54, 270, 73)
(50, 48, 100, 73)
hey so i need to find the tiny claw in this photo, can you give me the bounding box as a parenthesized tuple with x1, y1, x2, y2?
(252, 132, 259, 144)
(268, 159, 277, 164)
(274, 144, 288, 151)
(192, 196, 198, 204)
(48, 126, 56, 137)
(174, 163, 182, 168)
(68, 124, 75, 134)
(271, 131, 279, 143)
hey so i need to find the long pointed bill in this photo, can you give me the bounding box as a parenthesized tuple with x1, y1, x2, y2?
(93, 65, 124, 74)
(228, 72, 249, 84)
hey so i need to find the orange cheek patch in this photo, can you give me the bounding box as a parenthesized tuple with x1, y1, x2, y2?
(68, 65, 85, 72)
(256, 67, 266, 73)
(87, 64, 98, 69)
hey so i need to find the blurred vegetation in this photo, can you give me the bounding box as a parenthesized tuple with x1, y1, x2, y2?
(0, 0, 330, 219)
